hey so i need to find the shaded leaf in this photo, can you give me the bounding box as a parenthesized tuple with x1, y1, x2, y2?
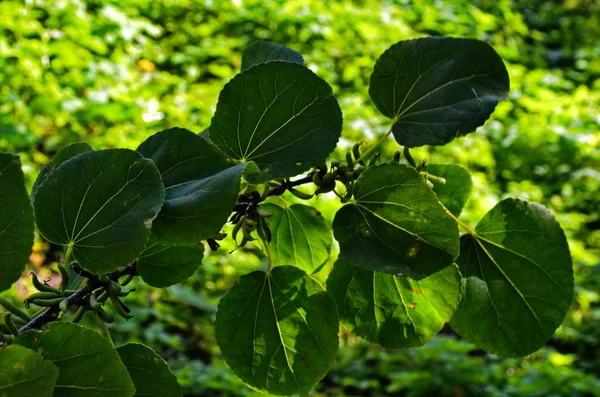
(16, 322, 135, 397)
(0, 344, 59, 397)
(242, 40, 305, 70)
(333, 163, 459, 279)
(450, 199, 573, 357)
(0, 153, 34, 292)
(327, 259, 461, 348)
(210, 61, 342, 182)
(427, 164, 473, 216)
(137, 127, 248, 244)
(117, 343, 181, 397)
(137, 241, 204, 288)
(33, 149, 164, 274)
(215, 266, 339, 396)
(32, 142, 93, 200)
(369, 37, 509, 147)
(262, 200, 332, 274)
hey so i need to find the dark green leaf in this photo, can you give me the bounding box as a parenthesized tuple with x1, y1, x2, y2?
(0, 344, 59, 397)
(450, 199, 574, 357)
(16, 322, 136, 397)
(427, 164, 473, 216)
(242, 40, 305, 70)
(32, 142, 93, 200)
(137, 127, 249, 244)
(199, 127, 210, 141)
(137, 242, 204, 288)
(369, 37, 509, 147)
(327, 259, 461, 348)
(215, 266, 339, 396)
(262, 200, 332, 274)
(33, 149, 164, 274)
(0, 153, 34, 292)
(117, 343, 181, 397)
(210, 61, 342, 182)
(333, 163, 459, 279)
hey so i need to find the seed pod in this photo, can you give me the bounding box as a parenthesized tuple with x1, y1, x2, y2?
(30, 272, 61, 294)
(98, 274, 110, 283)
(330, 160, 342, 168)
(27, 297, 64, 307)
(289, 188, 313, 200)
(89, 293, 101, 310)
(97, 290, 109, 304)
(353, 164, 366, 177)
(1, 313, 18, 336)
(345, 171, 354, 180)
(117, 288, 135, 297)
(93, 305, 114, 324)
(58, 264, 70, 292)
(0, 297, 32, 322)
(315, 185, 335, 195)
(368, 153, 381, 167)
(346, 152, 354, 167)
(120, 274, 135, 287)
(352, 143, 364, 165)
(26, 291, 62, 302)
(62, 289, 78, 296)
(393, 151, 401, 163)
(59, 298, 69, 314)
(312, 172, 324, 187)
(322, 172, 335, 186)
(231, 220, 243, 242)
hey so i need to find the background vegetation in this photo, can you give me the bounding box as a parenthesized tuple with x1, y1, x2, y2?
(1, 0, 599, 395)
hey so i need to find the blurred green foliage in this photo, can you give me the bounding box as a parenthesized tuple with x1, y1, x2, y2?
(1, 0, 599, 395)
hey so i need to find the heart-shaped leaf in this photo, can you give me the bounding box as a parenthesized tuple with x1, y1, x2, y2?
(210, 61, 342, 182)
(117, 343, 182, 397)
(137, 127, 250, 244)
(427, 164, 473, 217)
(0, 153, 34, 292)
(215, 266, 339, 396)
(33, 149, 164, 274)
(242, 40, 305, 70)
(137, 241, 204, 288)
(369, 37, 509, 147)
(327, 259, 461, 348)
(0, 344, 59, 397)
(333, 163, 459, 279)
(262, 200, 332, 274)
(16, 322, 136, 397)
(450, 199, 574, 357)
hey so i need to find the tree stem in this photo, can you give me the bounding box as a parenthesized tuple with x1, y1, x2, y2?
(354, 122, 395, 164)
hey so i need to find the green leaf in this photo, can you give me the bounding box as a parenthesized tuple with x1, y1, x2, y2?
(117, 343, 181, 397)
(327, 259, 461, 348)
(242, 40, 305, 70)
(262, 200, 332, 274)
(210, 61, 342, 182)
(450, 199, 574, 357)
(0, 153, 34, 292)
(427, 164, 473, 217)
(333, 163, 459, 279)
(0, 344, 59, 397)
(369, 37, 509, 147)
(32, 142, 93, 200)
(215, 266, 339, 396)
(137, 127, 249, 244)
(16, 322, 136, 397)
(33, 149, 164, 274)
(137, 241, 204, 288)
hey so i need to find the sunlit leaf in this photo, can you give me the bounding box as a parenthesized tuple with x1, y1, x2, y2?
(0, 153, 34, 292)
(327, 259, 461, 348)
(369, 37, 509, 147)
(33, 149, 164, 274)
(450, 199, 573, 357)
(242, 40, 305, 70)
(210, 61, 342, 182)
(117, 343, 181, 397)
(17, 322, 135, 397)
(427, 164, 473, 216)
(0, 344, 59, 397)
(262, 200, 332, 274)
(333, 163, 459, 279)
(215, 266, 339, 396)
